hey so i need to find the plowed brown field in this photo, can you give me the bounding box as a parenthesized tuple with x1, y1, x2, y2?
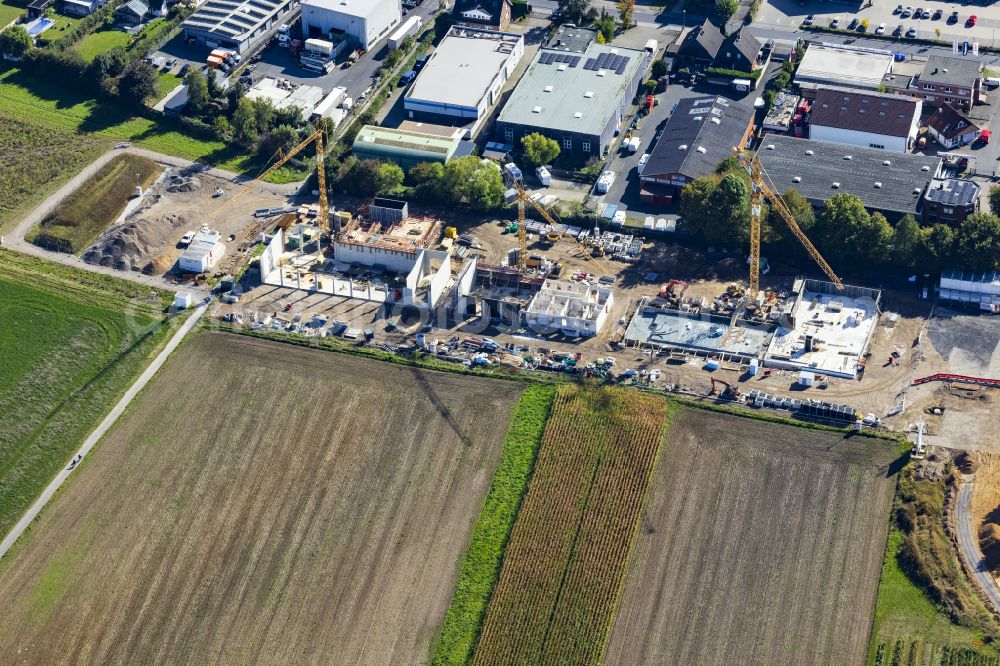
(605, 408, 899, 666)
(474, 385, 669, 665)
(0, 333, 522, 665)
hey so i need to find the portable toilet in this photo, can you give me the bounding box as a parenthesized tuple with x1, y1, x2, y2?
(706, 358, 720, 371)
(798, 370, 815, 387)
(748, 358, 759, 376)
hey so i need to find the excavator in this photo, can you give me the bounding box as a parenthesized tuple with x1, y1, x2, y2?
(731, 147, 844, 300)
(709, 377, 741, 400)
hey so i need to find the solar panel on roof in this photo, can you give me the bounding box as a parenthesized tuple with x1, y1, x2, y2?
(584, 58, 596, 70)
(568, 56, 580, 67)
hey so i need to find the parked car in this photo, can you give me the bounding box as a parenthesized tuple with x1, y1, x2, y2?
(848, 17, 859, 29)
(979, 130, 992, 145)
(830, 16, 840, 28)
(637, 152, 650, 174)
(968, 15, 977, 26)
(876, 22, 887, 34)
(949, 10, 959, 23)
(932, 8, 942, 20)
(893, 24, 903, 36)
(893, 3, 902, 13)
(914, 7, 923, 18)
(178, 63, 190, 77)
(900, 6, 912, 17)
(802, 13, 814, 25)
(906, 25, 918, 37)
(414, 54, 429, 71)
(922, 8, 932, 19)
(399, 70, 416, 86)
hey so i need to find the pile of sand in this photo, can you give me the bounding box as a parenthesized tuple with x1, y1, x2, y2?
(165, 174, 202, 193)
(981, 521, 1000, 573)
(82, 213, 188, 272)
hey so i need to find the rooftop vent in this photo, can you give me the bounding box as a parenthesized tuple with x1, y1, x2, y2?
(532, 106, 542, 113)
(584, 90, 593, 97)
(597, 69, 606, 76)
(766, 144, 775, 150)
(844, 155, 852, 160)
(573, 111, 582, 118)
(874, 182, 882, 188)
(833, 182, 840, 188)
(793, 176, 802, 183)
(883, 159, 891, 165)
(679, 144, 688, 150)
(696, 146, 707, 153)
(558, 64, 567, 71)
(914, 187, 922, 194)
(805, 149, 814, 155)
(921, 165, 930, 171)
(544, 85, 553, 92)
(710, 117, 721, 124)
(943, 67, 949, 73)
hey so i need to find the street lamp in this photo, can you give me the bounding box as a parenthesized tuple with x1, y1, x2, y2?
(683, 9, 686, 29)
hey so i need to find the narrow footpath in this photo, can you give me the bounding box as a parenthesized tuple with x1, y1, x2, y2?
(0, 300, 209, 559)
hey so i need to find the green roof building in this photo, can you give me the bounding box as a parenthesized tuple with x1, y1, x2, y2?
(352, 125, 463, 170)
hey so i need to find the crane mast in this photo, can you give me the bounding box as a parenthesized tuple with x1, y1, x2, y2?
(733, 147, 844, 294)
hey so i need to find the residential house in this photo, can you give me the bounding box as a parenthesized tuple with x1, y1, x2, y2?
(900, 55, 982, 110)
(807, 86, 921, 152)
(116, 0, 150, 26)
(923, 178, 980, 226)
(59, 0, 108, 16)
(926, 102, 981, 148)
(453, 0, 511, 31)
(714, 27, 760, 73)
(672, 19, 724, 72)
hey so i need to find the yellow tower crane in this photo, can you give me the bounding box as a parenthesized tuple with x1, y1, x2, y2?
(732, 147, 844, 296)
(211, 127, 329, 233)
(511, 180, 613, 275)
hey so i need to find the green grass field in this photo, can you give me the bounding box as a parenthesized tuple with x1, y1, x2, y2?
(155, 70, 181, 99)
(27, 153, 160, 253)
(0, 0, 25, 27)
(75, 28, 131, 61)
(0, 114, 108, 235)
(868, 528, 1000, 664)
(0, 249, 174, 538)
(34, 11, 85, 46)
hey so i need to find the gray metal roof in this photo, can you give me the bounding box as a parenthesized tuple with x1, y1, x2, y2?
(183, 0, 289, 41)
(919, 55, 982, 87)
(641, 96, 755, 181)
(925, 178, 980, 206)
(546, 23, 595, 53)
(497, 41, 646, 137)
(676, 19, 724, 62)
(755, 135, 942, 217)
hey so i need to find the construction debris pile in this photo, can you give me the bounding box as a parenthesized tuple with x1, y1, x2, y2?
(592, 231, 642, 261)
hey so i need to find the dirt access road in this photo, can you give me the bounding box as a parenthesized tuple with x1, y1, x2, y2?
(0, 333, 522, 665)
(956, 478, 1000, 613)
(605, 408, 900, 666)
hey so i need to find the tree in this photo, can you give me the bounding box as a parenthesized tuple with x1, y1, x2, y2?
(250, 97, 276, 133)
(617, 0, 633, 30)
(651, 58, 668, 79)
(679, 178, 716, 237)
(343, 159, 382, 196)
(594, 10, 616, 44)
(954, 213, 1000, 272)
(715, 0, 738, 19)
(465, 161, 505, 210)
(891, 214, 921, 270)
(765, 188, 815, 254)
(988, 184, 1000, 217)
(212, 115, 233, 140)
(257, 124, 300, 160)
(557, 0, 590, 24)
(0, 25, 32, 58)
(374, 161, 404, 193)
(232, 97, 259, 147)
(408, 162, 445, 200)
(706, 173, 751, 243)
(118, 62, 158, 106)
(434, 12, 455, 41)
(918, 223, 955, 272)
(87, 47, 127, 84)
(815, 194, 883, 265)
(521, 132, 560, 166)
(437, 156, 504, 209)
(185, 69, 209, 114)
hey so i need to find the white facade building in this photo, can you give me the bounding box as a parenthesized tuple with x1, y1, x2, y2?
(404, 26, 524, 133)
(525, 279, 614, 337)
(301, 0, 401, 50)
(939, 270, 1000, 312)
(807, 87, 921, 153)
(178, 230, 225, 273)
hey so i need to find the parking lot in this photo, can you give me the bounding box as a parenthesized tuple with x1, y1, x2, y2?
(153, 0, 441, 105)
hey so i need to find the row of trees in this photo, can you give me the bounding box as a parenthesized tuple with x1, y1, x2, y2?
(557, 0, 633, 40)
(680, 164, 1000, 274)
(331, 155, 506, 211)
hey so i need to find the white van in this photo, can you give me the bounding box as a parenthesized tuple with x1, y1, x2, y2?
(535, 165, 551, 186)
(596, 170, 615, 194)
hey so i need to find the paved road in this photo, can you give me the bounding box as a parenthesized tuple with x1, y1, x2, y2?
(955, 477, 1000, 613)
(0, 299, 209, 560)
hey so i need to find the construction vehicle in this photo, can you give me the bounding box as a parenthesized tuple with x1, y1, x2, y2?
(511, 180, 561, 272)
(709, 377, 741, 399)
(732, 147, 843, 299)
(659, 279, 689, 306)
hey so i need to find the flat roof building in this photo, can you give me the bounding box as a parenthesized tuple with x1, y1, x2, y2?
(182, 0, 294, 53)
(302, 0, 400, 49)
(404, 26, 524, 135)
(923, 178, 980, 226)
(795, 44, 894, 94)
(639, 96, 755, 206)
(939, 270, 1000, 312)
(495, 25, 649, 159)
(755, 135, 942, 219)
(352, 125, 464, 169)
(178, 230, 225, 273)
